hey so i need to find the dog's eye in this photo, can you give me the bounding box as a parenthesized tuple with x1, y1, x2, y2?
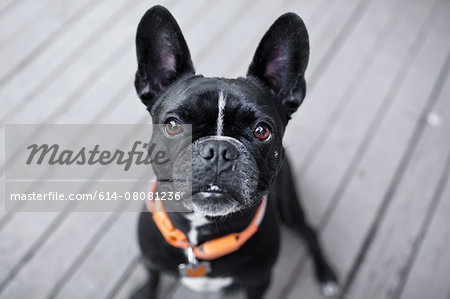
(253, 123, 271, 141)
(165, 118, 183, 135)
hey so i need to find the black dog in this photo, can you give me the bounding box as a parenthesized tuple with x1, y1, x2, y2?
(132, 6, 338, 299)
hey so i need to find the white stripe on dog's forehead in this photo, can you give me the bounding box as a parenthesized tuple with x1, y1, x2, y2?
(216, 91, 226, 136)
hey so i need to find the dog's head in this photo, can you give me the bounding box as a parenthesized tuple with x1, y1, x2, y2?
(135, 6, 309, 217)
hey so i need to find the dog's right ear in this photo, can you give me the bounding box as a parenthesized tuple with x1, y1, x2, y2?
(135, 6, 194, 108)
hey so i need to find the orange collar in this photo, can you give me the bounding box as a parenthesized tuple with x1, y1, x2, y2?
(147, 181, 267, 261)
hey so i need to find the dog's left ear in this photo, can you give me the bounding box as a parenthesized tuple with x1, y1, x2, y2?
(135, 5, 195, 108)
(247, 13, 309, 117)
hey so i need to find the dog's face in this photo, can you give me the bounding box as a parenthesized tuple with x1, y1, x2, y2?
(135, 6, 309, 216)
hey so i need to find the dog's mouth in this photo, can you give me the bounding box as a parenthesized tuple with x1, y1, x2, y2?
(190, 191, 239, 216)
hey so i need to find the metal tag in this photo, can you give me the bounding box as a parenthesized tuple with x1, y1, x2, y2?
(178, 247, 211, 277)
(178, 261, 211, 277)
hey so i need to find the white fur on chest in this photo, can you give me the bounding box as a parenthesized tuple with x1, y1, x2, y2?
(181, 214, 232, 292)
(185, 213, 209, 245)
(180, 276, 233, 292)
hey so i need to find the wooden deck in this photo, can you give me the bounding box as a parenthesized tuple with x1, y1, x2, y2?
(1, 0, 450, 298)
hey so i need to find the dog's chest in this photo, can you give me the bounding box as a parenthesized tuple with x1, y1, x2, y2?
(185, 213, 209, 245)
(181, 214, 233, 291)
(180, 276, 233, 292)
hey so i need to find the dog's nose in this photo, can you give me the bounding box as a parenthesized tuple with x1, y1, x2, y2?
(198, 140, 239, 172)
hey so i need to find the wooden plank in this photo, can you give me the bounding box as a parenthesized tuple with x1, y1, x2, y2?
(107, 262, 177, 299)
(291, 0, 438, 227)
(287, 0, 408, 181)
(267, 0, 409, 296)
(399, 163, 450, 299)
(296, 0, 402, 207)
(2, 1, 136, 124)
(0, 127, 4, 218)
(0, 0, 153, 213)
(286, 0, 450, 297)
(0, 211, 118, 299)
(0, 0, 95, 85)
(186, 0, 258, 71)
(0, 0, 156, 223)
(0, 0, 206, 296)
(203, 0, 323, 78)
(0, 152, 142, 295)
(221, 0, 327, 78)
(0, 0, 133, 121)
(306, 0, 372, 89)
(0, 212, 58, 286)
(0, 0, 44, 44)
(0, 0, 23, 18)
(0, 0, 158, 179)
(345, 53, 450, 298)
(107, 259, 148, 299)
(53, 49, 136, 124)
(49, 213, 138, 299)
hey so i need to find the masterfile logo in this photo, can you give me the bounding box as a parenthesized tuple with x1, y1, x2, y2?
(3, 124, 192, 212)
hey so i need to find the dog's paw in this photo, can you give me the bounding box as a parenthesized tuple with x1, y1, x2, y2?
(320, 281, 340, 297)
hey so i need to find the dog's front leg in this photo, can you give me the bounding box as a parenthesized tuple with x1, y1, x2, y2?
(130, 268, 160, 299)
(274, 159, 339, 296)
(245, 273, 270, 299)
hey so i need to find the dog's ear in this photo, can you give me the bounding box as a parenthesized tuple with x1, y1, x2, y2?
(135, 6, 194, 107)
(247, 13, 309, 117)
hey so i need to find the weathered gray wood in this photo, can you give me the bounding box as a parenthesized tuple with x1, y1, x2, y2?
(346, 51, 450, 298)
(0, 0, 22, 18)
(186, 0, 257, 72)
(0, 0, 134, 121)
(287, 0, 450, 297)
(0, 0, 146, 185)
(195, 0, 292, 77)
(0, 211, 118, 298)
(282, 0, 442, 294)
(307, 0, 373, 90)
(269, 0, 409, 295)
(0, 212, 58, 285)
(50, 213, 138, 299)
(399, 167, 450, 299)
(288, 0, 408, 181)
(204, 0, 322, 78)
(3, 1, 137, 124)
(0, 0, 94, 84)
(221, 0, 324, 78)
(108, 261, 177, 299)
(0, 0, 153, 182)
(0, 0, 45, 44)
